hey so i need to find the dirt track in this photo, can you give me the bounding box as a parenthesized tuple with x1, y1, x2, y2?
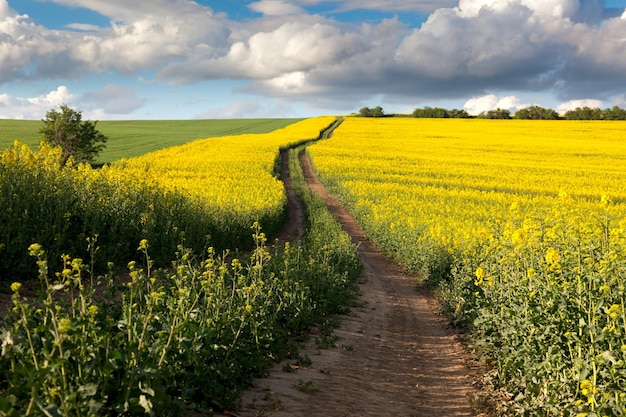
(225, 154, 481, 416)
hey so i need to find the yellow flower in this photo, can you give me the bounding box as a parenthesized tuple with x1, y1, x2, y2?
(606, 304, 621, 319)
(545, 248, 560, 265)
(58, 318, 73, 334)
(511, 228, 526, 245)
(600, 194, 612, 206)
(88, 305, 99, 317)
(138, 239, 149, 251)
(475, 267, 486, 280)
(28, 243, 44, 257)
(10, 282, 22, 293)
(474, 267, 486, 286)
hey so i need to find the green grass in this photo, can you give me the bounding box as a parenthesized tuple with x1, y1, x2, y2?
(0, 118, 302, 163)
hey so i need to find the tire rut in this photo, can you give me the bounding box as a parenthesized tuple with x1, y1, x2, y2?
(222, 152, 481, 417)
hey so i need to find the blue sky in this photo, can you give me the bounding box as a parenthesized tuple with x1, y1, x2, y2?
(1, 0, 626, 119)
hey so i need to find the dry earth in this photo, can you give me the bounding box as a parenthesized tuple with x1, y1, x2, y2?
(217, 154, 485, 417)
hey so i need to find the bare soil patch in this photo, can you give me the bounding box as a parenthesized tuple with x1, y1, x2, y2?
(220, 154, 485, 417)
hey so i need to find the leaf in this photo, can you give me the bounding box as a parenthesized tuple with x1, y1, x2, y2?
(78, 382, 98, 397)
(36, 400, 61, 417)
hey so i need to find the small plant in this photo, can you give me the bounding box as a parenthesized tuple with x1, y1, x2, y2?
(297, 379, 319, 394)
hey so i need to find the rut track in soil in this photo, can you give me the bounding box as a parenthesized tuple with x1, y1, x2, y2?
(223, 152, 483, 416)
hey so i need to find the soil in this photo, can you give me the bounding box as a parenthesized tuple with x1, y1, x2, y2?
(216, 154, 486, 416)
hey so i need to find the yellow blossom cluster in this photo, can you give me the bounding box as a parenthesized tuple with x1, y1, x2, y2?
(307, 117, 626, 415)
(111, 116, 335, 222)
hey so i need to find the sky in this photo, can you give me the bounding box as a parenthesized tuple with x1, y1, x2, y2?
(1, 0, 626, 120)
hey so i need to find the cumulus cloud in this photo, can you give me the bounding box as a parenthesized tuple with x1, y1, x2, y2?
(194, 98, 295, 119)
(328, 0, 458, 13)
(555, 98, 604, 113)
(0, 85, 144, 119)
(0, 86, 76, 119)
(0, 0, 231, 80)
(81, 84, 146, 114)
(1, 0, 626, 111)
(463, 94, 531, 115)
(249, 1, 305, 16)
(65, 23, 101, 31)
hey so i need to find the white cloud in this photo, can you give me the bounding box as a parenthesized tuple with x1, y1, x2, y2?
(194, 98, 295, 119)
(463, 94, 530, 115)
(1, 0, 626, 112)
(330, 0, 457, 13)
(0, 86, 76, 119)
(81, 84, 146, 114)
(0, 93, 11, 105)
(0, 85, 146, 119)
(249, 1, 305, 16)
(66, 23, 101, 31)
(26, 85, 77, 107)
(555, 99, 604, 113)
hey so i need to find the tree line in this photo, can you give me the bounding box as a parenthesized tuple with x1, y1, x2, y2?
(358, 105, 626, 120)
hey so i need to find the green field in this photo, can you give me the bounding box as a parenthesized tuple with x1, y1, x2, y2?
(0, 118, 302, 163)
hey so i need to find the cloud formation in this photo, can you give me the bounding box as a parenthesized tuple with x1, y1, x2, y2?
(0, 86, 76, 119)
(463, 94, 531, 116)
(81, 84, 146, 115)
(1, 0, 626, 115)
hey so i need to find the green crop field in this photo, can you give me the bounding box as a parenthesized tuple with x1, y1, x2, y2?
(0, 118, 302, 163)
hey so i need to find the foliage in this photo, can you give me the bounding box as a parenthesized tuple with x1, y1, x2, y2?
(308, 117, 626, 415)
(514, 105, 559, 120)
(412, 107, 470, 118)
(0, 212, 360, 415)
(0, 117, 336, 280)
(39, 104, 108, 165)
(565, 106, 626, 120)
(603, 105, 626, 120)
(564, 106, 605, 120)
(358, 106, 385, 117)
(478, 108, 512, 119)
(0, 126, 360, 415)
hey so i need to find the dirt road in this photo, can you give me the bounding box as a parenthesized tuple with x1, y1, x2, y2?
(228, 154, 481, 416)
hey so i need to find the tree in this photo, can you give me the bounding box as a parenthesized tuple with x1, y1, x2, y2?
(359, 106, 373, 117)
(413, 106, 449, 118)
(371, 106, 384, 118)
(40, 104, 108, 165)
(564, 106, 603, 120)
(448, 109, 470, 119)
(358, 106, 385, 117)
(479, 108, 511, 119)
(603, 105, 626, 120)
(515, 105, 559, 120)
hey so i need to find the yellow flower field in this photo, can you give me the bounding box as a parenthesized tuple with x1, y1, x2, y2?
(0, 116, 335, 276)
(112, 116, 335, 224)
(308, 117, 626, 415)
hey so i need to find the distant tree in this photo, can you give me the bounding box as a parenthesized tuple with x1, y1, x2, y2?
(564, 106, 603, 120)
(371, 106, 385, 117)
(479, 108, 511, 119)
(359, 106, 373, 117)
(603, 105, 626, 120)
(40, 104, 108, 165)
(359, 106, 385, 117)
(448, 109, 470, 118)
(515, 105, 559, 120)
(413, 106, 449, 118)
